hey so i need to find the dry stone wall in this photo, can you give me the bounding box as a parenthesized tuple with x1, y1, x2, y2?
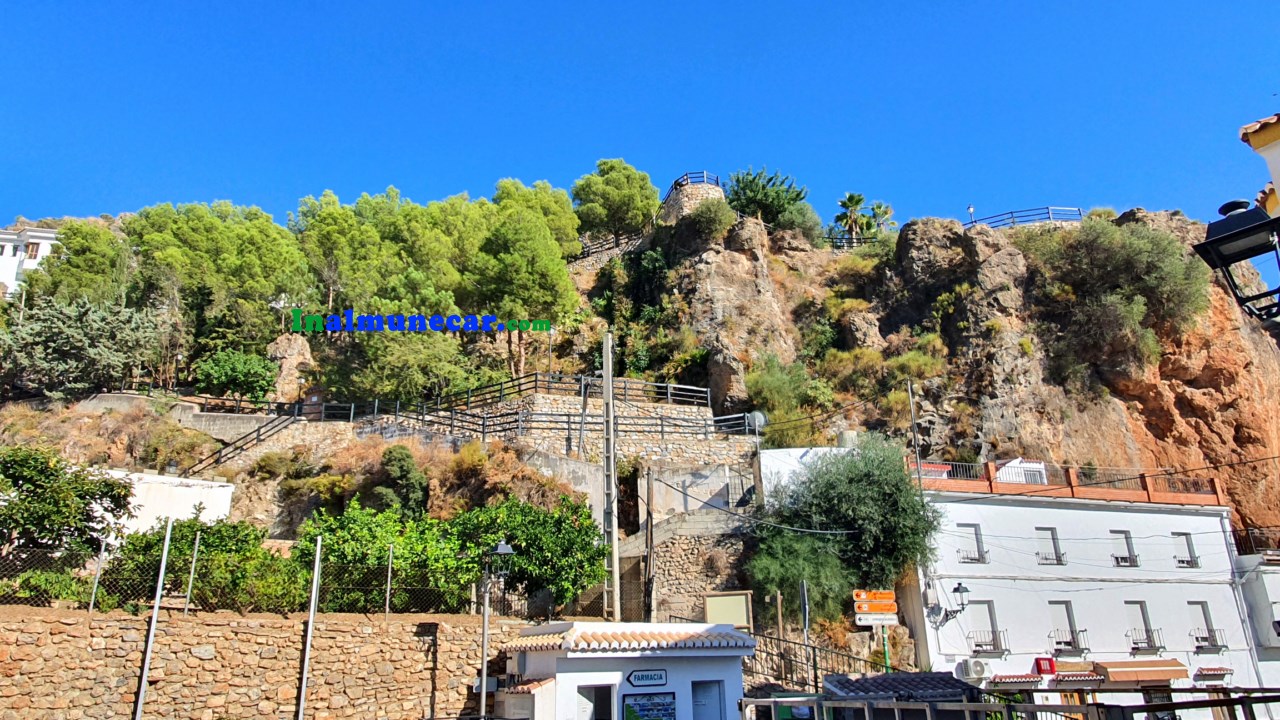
(659, 183, 726, 225)
(0, 609, 527, 720)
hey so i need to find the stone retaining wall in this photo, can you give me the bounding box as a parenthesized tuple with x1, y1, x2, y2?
(0, 609, 527, 720)
(659, 183, 726, 225)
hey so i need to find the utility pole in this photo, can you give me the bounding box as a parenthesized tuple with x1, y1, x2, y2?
(906, 380, 925, 491)
(602, 332, 622, 621)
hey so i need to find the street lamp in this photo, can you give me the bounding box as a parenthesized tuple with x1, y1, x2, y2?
(967, 205, 975, 225)
(473, 540, 515, 720)
(1193, 199, 1280, 322)
(937, 582, 970, 626)
(547, 327, 555, 376)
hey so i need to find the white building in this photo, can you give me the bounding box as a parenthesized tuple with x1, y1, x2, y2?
(0, 226, 57, 296)
(102, 469, 234, 536)
(496, 622, 755, 720)
(1235, 551, 1280, 687)
(900, 469, 1260, 716)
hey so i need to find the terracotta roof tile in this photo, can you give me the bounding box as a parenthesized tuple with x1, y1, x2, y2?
(1241, 114, 1280, 143)
(504, 623, 756, 653)
(990, 674, 1043, 684)
(507, 678, 554, 694)
(1195, 667, 1234, 676)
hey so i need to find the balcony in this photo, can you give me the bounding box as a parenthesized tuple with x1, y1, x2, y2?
(1192, 627, 1226, 652)
(1037, 551, 1067, 565)
(1113, 553, 1141, 568)
(1175, 555, 1201, 569)
(957, 548, 990, 564)
(1128, 627, 1165, 653)
(968, 629, 1009, 656)
(1050, 628, 1089, 656)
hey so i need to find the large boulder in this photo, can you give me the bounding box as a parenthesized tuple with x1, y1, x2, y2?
(266, 333, 314, 402)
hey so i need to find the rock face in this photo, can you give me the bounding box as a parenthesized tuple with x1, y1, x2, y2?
(676, 218, 797, 411)
(266, 333, 314, 402)
(657, 206, 1280, 526)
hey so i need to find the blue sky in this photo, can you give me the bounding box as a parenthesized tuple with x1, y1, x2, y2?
(1, 2, 1276, 231)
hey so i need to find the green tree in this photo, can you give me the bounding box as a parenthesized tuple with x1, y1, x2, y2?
(834, 193, 873, 238)
(25, 221, 132, 305)
(763, 434, 940, 589)
(450, 496, 608, 606)
(0, 299, 157, 399)
(775, 202, 824, 244)
(373, 445, 430, 516)
(192, 349, 277, 402)
(726, 167, 808, 226)
(496, 179, 582, 258)
(572, 159, 661, 240)
(0, 446, 133, 553)
(747, 532, 852, 623)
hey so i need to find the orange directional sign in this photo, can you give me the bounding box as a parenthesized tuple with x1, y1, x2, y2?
(855, 601, 898, 614)
(854, 590, 896, 602)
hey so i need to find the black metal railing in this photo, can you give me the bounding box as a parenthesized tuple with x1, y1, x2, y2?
(1175, 554, 1201, 569)
(1050, 628, 1089, 654)
(183, 414, 297, 477)
(428, 372, 712, 410)
(1192, 627, 1226, 651)
(1234, 527, 1280, 556)
(1036, 551, 1066, 565)
(957, 548, 990, 564)
(1113, 553, 1141, 567)
(663, 171, 723, 203)
(1129, 627, 1164, 652)
(963, 207, 1084, 229)
(968, 629, 1008, 655)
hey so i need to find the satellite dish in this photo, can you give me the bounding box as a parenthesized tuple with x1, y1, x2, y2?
(746, 411, 768, 431)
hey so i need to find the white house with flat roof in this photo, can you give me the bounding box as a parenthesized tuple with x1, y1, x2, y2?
(898, 465, 1261, 719)
(496, 622, 755, 720)
(0, 227, 57, 296)
(100, 469, 234, 536)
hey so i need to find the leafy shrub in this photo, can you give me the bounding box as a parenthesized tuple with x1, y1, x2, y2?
(726, 167, 808, 226)
(1012, 219, 1209, 385)
(192, 350, 277, 402)
(833, 254, 878, 284)
(884, 351, 945, 383)
(823, 296, 872, 324)
(775, 202, 823, 244)
(799, 318, 836, 363)
(684, 198, 737, 241)
(748, 532, 851, 622)
(819, 348, 885, 395)
(798, 377, 837, 411)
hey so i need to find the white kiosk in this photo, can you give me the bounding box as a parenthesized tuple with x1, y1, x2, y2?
(496, 622, 755, 720)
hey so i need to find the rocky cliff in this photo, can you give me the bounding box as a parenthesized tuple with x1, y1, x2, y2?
(642, 195, 1280, 527)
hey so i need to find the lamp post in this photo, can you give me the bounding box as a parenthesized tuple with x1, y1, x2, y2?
(547, 327, 555, 375)
(938, 582, 970, 626)
(967, 205, 975, 225)
(1193, 199, 1280, 322)
(173, 353, 183, 392)
(475, 540, 515, 720)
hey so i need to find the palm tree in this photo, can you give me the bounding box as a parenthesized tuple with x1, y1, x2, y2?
(870, 202, 897, 232)
(834, 192, 866, 238)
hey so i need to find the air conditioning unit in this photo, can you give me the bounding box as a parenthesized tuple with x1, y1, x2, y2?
(960, 658, 990, 679)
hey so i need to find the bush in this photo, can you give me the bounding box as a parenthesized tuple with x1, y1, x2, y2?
(775, 202, 823, 244)
(726, 167, 808, 226)
(884, 350, 945, 383)
(684, 198, 737, 241)
(1013, 219, 1209, 384)
(748, 532, 851, 622)
(819, 348, 884, 395)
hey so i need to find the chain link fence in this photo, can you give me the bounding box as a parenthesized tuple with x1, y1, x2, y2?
(0, 534, 606, 620)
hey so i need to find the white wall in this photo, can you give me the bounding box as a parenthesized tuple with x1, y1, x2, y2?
(541, 654, 744, 720)
(1236, 557, 1280, 686)
(0, 228, 56, 296)
(105, 470, 234, 536)
(909, 493, 1257, 712)
(759, 447, 851, 497)
(1258, 140, 1280, 201)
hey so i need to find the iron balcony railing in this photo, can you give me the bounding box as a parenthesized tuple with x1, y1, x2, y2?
(1191, 627, 1226, 651)
(663, 171, 724, 203)
(1128, 627, 1165, 652)
(967, 629, 1008, 655)
(957, 548, 990, 564)
(1113, 553, 1141, 568)
(1050, 628, 1089, 654)
(1175, 555, 1201, 569)
(1036, 551, 1067, 566)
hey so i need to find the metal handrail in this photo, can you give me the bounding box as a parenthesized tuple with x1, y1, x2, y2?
(663, 171, 723, 203)
(963, 206, 1084, 229)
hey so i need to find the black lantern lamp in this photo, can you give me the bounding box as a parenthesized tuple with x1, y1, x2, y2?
(1194, 200, 1280, 321)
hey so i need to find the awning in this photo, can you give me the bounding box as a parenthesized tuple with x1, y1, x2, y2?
(1195, 667, 1234, 678)
(1054, 672, 1104, 683)
(1095, 659, 1189, 683)
(990, 674, 1042, 684)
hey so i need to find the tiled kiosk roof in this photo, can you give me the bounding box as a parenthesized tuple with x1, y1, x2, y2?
(824, 672, 983, 701)
(505, 622, 755, 653)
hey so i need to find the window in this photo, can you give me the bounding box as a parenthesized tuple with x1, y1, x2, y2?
(1037, 527, 1065, 565)
(1111, 530, 1140, 567)
(1142, 690, 1175, 720)
(11, 244, 20, 257)
(1174, 532, 1200, 568)
(1126, 601, 1163, 651)
(1188, 601, 1225, 651)
(1049, 600, 1087, 654)
(956, 523, 989, 563)
(967, 600, 1005, 654)
(24, 243, 38, 260)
